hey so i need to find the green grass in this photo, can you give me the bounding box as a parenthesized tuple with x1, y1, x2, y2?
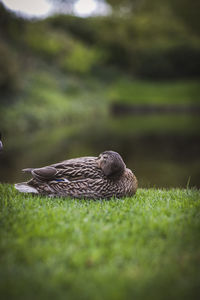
(0, 184, 200, 300)
(109, 79, 200, 105)
(106, 114, 200, 134)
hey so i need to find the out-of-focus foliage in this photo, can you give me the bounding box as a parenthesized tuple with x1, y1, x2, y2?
(165, 0, 200, 35)
(106, 0, 200, 35)
(0, 1, 199, 85)
(61, 42, 104, 74)
(49, 13, 200, 79)
(53, 0, 200, 36)
(0, 0, 200, 134)
(0, 41, 19, 94)
(0, 5, 24, 94)
(24, 25, 65, 58)
(0, 0, 199, 115)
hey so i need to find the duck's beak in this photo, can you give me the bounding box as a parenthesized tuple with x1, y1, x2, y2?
(0, 140, 3, 151)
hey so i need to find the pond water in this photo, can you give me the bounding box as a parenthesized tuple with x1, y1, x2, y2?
(0, 113, 199, 189)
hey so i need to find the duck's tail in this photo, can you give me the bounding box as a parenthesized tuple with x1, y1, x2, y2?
(15, 182, 38, 194)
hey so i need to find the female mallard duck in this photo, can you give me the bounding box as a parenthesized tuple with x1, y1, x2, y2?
(15, 150, 137, 199)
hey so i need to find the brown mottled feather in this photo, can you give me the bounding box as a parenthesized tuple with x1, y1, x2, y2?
(16, 152, 138, 199)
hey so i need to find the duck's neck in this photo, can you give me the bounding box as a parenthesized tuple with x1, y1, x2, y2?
(107, 167, 125, 180)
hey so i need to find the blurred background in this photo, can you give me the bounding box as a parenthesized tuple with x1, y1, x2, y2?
(0, 0, 199, 188)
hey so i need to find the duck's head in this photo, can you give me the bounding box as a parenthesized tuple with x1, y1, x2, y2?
(97, 150, 126, 178)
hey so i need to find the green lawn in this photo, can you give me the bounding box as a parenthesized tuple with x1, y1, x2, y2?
(109, 79, 200, 105)
(0, 184, 200, 300)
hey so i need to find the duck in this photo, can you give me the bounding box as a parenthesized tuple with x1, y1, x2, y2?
(15, 150, 137, 199)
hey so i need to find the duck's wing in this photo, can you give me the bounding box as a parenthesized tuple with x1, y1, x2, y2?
(22, 166, 58, 182)
(23, 156, 102, 182)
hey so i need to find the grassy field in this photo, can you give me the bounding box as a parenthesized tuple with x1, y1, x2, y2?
(0, 184, 199, 300)
(109, 79, 200, 105)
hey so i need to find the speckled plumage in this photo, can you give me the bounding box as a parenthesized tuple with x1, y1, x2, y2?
(15, 151, 137, 199)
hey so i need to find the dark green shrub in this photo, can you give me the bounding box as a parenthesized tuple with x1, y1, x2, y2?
(0, 41, 19, 95)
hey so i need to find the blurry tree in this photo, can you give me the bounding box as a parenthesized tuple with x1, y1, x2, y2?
(48, 0, 200, 36)
(0, 41, 19, 95)
(0, 3, 26, 42)
(61, 42, 104, 74)
(47, 0, 200, 79)
(0, 4, 21, 95)
(106, 0, 200, 35)
(168, 0, 200, 35)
